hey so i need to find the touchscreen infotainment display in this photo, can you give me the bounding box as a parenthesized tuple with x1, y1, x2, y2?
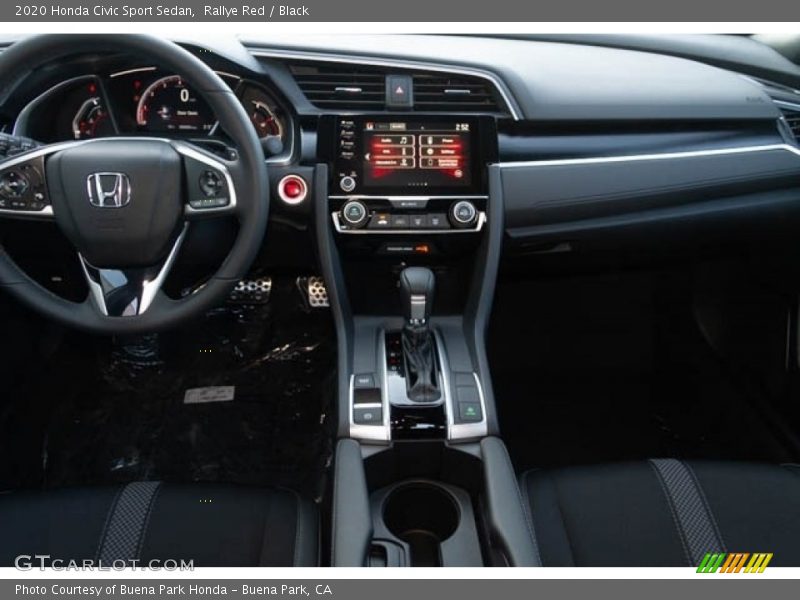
(362, 120, 472, 188)
(328, 115, 493, 196)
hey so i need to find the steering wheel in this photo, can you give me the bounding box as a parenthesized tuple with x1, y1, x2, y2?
(0, 34, 268, 334)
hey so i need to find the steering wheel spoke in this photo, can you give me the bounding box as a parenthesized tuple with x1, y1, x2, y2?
(80, 223, 188, 317)
(172, 141, 239, 219)
(0, 141, 83, 220)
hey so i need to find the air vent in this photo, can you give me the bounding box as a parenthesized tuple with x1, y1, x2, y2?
(289, 63, 385, 110)
(412, 73, 502, 112)
(287, 60, 508, 114)
(781, 105, 800, 143)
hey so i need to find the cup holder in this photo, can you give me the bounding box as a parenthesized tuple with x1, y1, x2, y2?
(382, 483, 460, 567)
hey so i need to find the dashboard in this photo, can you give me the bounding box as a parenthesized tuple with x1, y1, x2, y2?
(2, 33, 800, 262)
(13, 66, 290, 151)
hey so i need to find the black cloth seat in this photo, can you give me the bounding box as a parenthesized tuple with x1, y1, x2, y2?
(520, 460, 800, 567)
(0, 482, 318, 567)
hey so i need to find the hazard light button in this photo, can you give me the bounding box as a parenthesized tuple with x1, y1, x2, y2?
(386, 75, 413, 108)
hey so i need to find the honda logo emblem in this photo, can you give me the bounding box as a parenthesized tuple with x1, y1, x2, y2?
(86, 172, 131, 208)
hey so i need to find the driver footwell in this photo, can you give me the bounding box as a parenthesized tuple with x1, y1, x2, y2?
(0, 276, 336, 498)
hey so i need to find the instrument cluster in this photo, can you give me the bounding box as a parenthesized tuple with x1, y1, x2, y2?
(14, 67, 291, 157)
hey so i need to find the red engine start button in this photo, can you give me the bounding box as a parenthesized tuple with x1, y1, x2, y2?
(277, 174, 308, 205)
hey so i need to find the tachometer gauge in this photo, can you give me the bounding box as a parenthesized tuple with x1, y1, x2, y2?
(135, 75, 215, 133)
(249, 100, 284, 139)
(72, 97, 113, 140)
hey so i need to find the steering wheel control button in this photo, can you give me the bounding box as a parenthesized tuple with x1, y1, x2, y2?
(341, 200, 368, 228)
(450, 200, 478, 227)
(199, 170, 224, 197)
(339, 175, 357, 193)
(190, 169, 229, 208)
(353, 405, 383, 425)
(277, 174, 308, 206)
(0, 170, 30, 199)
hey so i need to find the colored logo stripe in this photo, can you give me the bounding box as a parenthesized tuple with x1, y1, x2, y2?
(697, 553, 773, 573)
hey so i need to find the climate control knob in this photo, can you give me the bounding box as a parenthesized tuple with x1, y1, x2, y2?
(449, 200, 477, 228)
(339, 176, 357, 193)
(341, 200, 368, 229)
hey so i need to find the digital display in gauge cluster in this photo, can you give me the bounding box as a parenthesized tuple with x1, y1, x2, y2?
(134, 74, 216, 133)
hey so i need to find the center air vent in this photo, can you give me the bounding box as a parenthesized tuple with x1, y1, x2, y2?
(287, 61, 509, 114)
(289, 63, 386, 110)
(412, 74, 502, 112)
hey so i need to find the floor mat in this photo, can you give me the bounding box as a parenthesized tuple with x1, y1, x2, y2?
(0, 277, 336, 498)
(489, 269, 796, 472)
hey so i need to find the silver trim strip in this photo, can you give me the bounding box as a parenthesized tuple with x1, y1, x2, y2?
(498, 143, 800, 169)
(434, 330, 487, 441)
(249, 48, 521, 120)
(329, 194, 488, 201)
(79, 223, 189, 317)
(775, 99, 800, 112)
(332, 211, 486, 234)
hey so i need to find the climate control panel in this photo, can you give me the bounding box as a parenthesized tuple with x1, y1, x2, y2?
(331, 196, 486, 234)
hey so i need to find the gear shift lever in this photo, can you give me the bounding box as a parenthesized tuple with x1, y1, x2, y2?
(400, 267, 435, 326)
(399, 267, 440, 403)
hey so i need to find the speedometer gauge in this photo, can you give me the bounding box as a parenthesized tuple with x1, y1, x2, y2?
(135, 75, 215, 133)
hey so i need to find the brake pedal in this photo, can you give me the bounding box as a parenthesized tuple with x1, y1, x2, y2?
(229, 277, 272, 304)
(305, 276, 330, 308)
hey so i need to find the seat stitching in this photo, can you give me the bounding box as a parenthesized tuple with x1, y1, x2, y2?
(500, 443, 541, 566)
(648, 460, 693, 566)
(135, 483, 163, 561)
(683, 462, 727, 553)
(95, 485, 125, 562)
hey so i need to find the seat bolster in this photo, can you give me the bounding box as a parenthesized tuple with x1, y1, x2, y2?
(685, 461, 800, 567)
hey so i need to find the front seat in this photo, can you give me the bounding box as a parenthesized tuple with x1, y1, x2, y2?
(519, 459, 800, 567)
(0, 482, 318, 567)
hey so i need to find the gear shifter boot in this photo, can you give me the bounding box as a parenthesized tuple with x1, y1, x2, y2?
(402, 324, 441, 403)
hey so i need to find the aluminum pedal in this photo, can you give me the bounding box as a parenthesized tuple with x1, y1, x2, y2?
(229, 276, 272, 304)
(305, 276, 330, 308)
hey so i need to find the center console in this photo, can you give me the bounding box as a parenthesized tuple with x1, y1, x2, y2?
(318, 114, 498, 444)
(315, 112, 534, 567)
